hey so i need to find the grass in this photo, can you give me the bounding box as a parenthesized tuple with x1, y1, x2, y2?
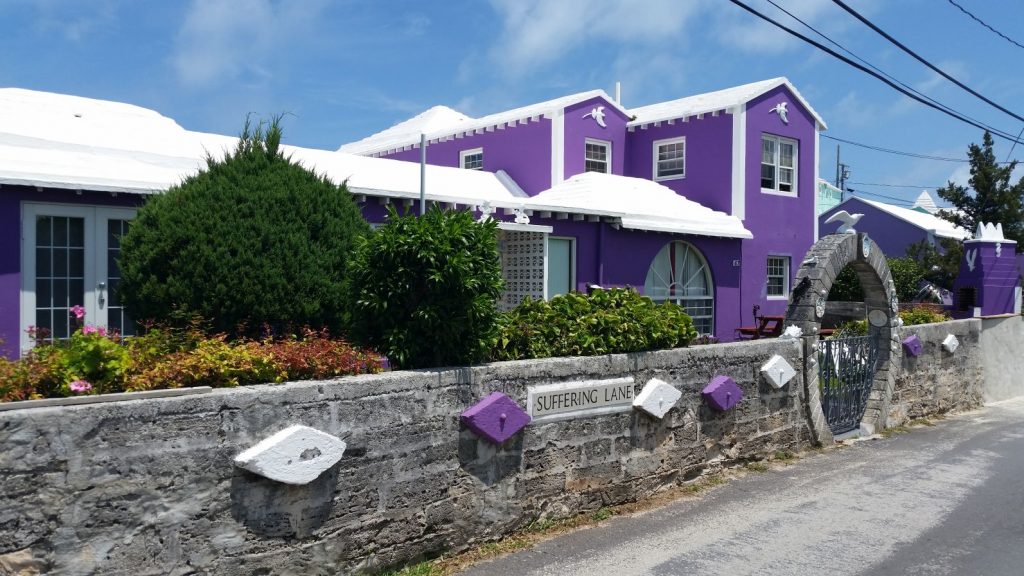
(773, 450, 796, 461)
(745, 462, 770, 473)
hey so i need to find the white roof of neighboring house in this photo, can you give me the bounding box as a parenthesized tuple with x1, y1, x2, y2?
(628, 77, 826, 129)
(339, 89, 630, 156)
(853, 197, 970, 240)
(529, 172, 752, 239)
(911, 190, 939, 214)
(0, 87, 751, 241)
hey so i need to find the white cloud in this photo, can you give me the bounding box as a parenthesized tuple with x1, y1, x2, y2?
(486, 0, 707, 78)
(171, 0, 327, 88)
(16, 0, 118, 42)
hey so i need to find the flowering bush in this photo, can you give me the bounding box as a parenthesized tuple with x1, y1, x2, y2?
(0, 312, 384, 403)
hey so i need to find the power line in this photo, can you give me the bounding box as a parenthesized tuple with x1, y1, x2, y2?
(821, 134, 971, 162)
(763, 0, 993, 132)
(849, 182, 945, 189)
(831, 0, 1024, 125)
(726, 0, 1024, 144)
(946, 0, 1024, 51)
(847, 190, 917, 205)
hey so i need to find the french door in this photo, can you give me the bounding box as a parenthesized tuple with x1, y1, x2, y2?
(20, 204, 136, 353)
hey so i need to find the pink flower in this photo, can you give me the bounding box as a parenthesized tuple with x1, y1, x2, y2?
(69, 305, 86, 320)
(69, 380, 92, 394)
(82, 325, 107, 336)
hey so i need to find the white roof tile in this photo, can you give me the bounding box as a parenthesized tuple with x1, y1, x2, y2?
(856, 197, 970, 240)
(628, 77, 827, 128)
(529, 172, 752, 239)
(338, 90, 628, 155)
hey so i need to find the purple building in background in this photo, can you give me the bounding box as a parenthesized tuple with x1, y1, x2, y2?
(819, 193, 970, 258)
(342, 77, 827, 337)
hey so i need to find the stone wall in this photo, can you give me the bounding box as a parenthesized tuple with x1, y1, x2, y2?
(0, 339, 807, 576)
(889, 318, 984, 423)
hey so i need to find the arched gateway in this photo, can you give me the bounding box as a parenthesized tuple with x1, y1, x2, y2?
(785, 232, 902, 444)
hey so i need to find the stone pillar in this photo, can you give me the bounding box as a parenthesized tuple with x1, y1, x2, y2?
(952, 223, 1020, 317)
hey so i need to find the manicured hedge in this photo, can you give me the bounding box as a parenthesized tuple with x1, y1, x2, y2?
(492, 288, 699, 360)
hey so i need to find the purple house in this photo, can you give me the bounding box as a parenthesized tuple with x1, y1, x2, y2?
(1, 78, 825, 357)
(341, 78, 827, 337)
(819, 193, 970, 258)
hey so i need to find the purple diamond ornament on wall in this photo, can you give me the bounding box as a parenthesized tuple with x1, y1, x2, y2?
(702, 376, 743, 412)
(902, 334, 923, 357)
(460, 392, 531, 445)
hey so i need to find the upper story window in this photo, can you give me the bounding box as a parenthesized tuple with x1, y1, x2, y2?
(585, 139, 610, 174)
(761, 134, 798, 196)
(653, 137, 685, 181)
(460, 148, 483, 170)
(766, 255, 790, 299)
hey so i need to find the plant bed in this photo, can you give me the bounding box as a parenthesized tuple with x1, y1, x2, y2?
(1, 310, 385, 404)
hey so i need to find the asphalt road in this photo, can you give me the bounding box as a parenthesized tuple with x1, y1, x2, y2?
(461, 397, 1024, 576)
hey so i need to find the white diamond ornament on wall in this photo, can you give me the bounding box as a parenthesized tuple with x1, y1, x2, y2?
(633, 378, 682, 419)
(760, 355, 796, 389)
(234, 425, 347, 485)
(942, 334, 960, 353)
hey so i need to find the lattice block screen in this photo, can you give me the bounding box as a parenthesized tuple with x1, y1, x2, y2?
(499, 230, 547, 311)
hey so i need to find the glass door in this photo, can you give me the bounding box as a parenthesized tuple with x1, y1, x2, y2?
(20, 204, 136, 353)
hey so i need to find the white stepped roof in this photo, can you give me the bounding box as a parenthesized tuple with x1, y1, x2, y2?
(911, 190, 939, 214)
(628, 77, 827, 129)
(339, 89, 629, 155)
(530, 172, 752, 239)
(856, 197, 970, 240)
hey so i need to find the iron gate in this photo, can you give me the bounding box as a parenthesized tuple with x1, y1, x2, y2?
(818, 335, 879, 435)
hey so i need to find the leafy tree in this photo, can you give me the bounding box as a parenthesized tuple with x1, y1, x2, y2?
(936, 131, 1024, 243)
(827, 257, 925, 303)
(119, 118, 370, 336)
(347, 205, 504, 369)
(905, 238, 963, 290)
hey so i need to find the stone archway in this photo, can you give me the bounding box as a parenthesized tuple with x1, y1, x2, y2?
(785, 233, 902, 445)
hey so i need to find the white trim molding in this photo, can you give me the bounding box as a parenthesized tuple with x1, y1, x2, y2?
(551, 108, 565, 186)
(731, 104, 746, 221)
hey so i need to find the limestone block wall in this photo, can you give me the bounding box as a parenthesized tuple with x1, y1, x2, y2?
(979, 315, 1024, 402)
(889, 318, 984, 423)
(0, 339, 807, 576)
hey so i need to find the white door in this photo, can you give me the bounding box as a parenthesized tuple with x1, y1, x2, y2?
(20, 203, 137, 353)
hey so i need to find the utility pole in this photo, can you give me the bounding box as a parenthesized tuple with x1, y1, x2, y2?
(834, 145, 851, 202)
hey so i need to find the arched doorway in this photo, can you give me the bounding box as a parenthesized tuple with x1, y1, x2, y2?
(785, 233, 902, 444)
(644, 241, 714, 335)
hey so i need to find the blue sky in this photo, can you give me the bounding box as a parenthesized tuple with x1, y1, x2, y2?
(3, 0, 1023, 208)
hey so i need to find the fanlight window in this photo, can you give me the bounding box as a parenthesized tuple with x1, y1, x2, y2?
(644, 241, 714, 335)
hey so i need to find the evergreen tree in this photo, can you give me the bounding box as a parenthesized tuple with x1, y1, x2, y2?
(936, 131, 1024, 243)
(119, 117, 370, 336)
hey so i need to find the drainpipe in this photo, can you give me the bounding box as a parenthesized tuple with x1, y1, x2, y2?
(597, 223, 605, 286)
(419, 133, 426, 215)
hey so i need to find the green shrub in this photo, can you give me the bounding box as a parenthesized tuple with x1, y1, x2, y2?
(828, 257, 926, 303)
(492, 288, 698, 361)
(126, 337, 281, 391)
(119, 118, 370, 337)
(347, 205, 504, 369)
(829, 307, 951, 339)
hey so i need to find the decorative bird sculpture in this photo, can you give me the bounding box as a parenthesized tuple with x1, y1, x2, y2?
(824, 210, 863, 234)
(583, 106, 607, 128)
(769, 102, 789, 124)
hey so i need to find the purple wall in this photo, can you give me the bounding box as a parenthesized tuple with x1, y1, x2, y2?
(819, 198, 932, 258)
(741, 86, 818, 320)
(562, 96, 629, 180)
(624, 113, 735, 213)
(0, 186, 144, 358)
(381, 119, 553, 196)
(953, 240, 1021, 316)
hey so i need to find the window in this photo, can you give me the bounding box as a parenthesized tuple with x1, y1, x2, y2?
(761, 134, 798, 195)
(546, 237, 575, 298)
(766, 256, 790, 299)
(584, 139, 610, 173)
(653, 137, 685, 180)
(460, 148, 483, 170)
(644, 241, 714, 335)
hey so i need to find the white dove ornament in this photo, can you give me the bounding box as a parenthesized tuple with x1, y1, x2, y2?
(583, 106, 607, 128)
(769, 102, 789, 124)
(824, 210, 863, 234)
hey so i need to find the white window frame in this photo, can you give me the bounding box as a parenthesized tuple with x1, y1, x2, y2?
(644, 241, 715, 336)
(652, 136, 686, 181)
(545, 236, 576, 299)
(19, 203, 137, 354)
(584, 138, 611, 174)
(760, 134, 798, 197)
(460, 147, 483, 170)
(766, 255, 790, 300)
